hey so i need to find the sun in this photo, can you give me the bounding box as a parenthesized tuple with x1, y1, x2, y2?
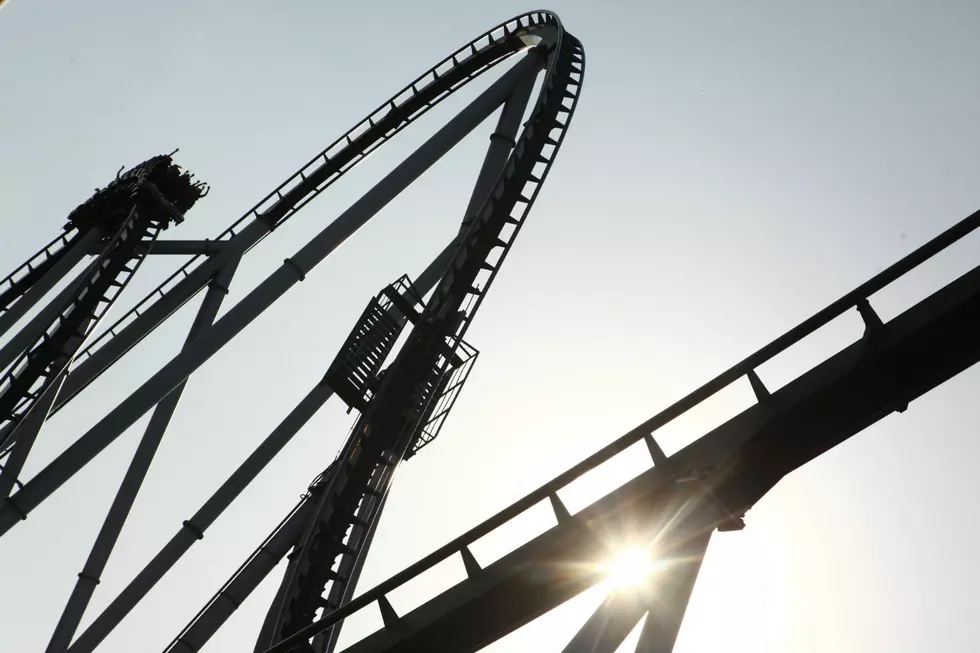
(602, 545, 659, 590)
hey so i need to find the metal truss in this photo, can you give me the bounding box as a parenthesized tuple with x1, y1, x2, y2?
(0, 10, 588, 653)
(6, 6, 980, 653)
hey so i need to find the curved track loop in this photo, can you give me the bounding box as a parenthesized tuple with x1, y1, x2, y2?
(2, 13, 577, 434)
(263, 11, 584, 653)
(71, 13, 556, 372)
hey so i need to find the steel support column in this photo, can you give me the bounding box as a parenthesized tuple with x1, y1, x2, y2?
(66, 380, 331, 653)
(559, 530, 712, 653)
(165, 499, 317, 653)
(45, 257, 242, 653)
(0, 50, 542, 538)
(457, 58, 538, 236)
(634, 532, 711, 653)
(560, 591, 649, 653)
(65, 240, 461, 653)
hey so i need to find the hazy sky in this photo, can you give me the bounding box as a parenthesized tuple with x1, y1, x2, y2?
(2, 1, 980, 652)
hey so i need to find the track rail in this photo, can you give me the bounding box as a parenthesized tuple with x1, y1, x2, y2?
(0, 228, 81, 316)
(0, 213, 161, 445)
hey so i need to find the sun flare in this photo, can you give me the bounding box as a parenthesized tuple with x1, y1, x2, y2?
(602, 545, 659, 590)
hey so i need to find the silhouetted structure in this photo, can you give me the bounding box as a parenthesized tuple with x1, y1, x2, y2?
(3, 9, 980, 653)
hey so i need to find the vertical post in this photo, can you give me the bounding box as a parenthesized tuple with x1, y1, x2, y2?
(560, 591, 649, 653)
(634, 531, 712, 653)
(0, 51, 542, 538)
(65, 240, 460, 653)
(45, 258, 241, 653)
(561, 532, 713, 653)
(0, 228, 103, 341)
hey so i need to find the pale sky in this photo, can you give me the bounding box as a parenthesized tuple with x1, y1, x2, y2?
(2, 1, 980, 652)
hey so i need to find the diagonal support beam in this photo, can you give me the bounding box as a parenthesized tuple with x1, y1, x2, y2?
(45, 256, 241, 653)
(634, 531, 711, 653)
(64, 238, 463, 653)
(456, 59, 538, 238)
(164, 498, 316, 653)
(560, 527, 713, 653)
(560, 591, 649, 653)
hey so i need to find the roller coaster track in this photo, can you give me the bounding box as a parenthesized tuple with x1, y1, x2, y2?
(0, 228, 81, 317)
(0, 211, 157, 443)
(6, 7, 979, 653)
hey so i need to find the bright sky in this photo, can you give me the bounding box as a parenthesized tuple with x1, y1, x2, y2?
(2, 1, 980, 652)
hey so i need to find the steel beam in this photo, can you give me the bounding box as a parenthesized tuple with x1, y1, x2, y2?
(0, 51, 542, 538)
(140, 240, 227, 256)
(85, 239, 229, 256)
(457, 58, 538, 237)
(66, 380, 331, 653)
(560, 591, 649, 653)
(633, 532, 710, 653)
(64, 240, 461, 653)
(45, 257, 242, 653)
(165, 499, 316, 653)
(51, 225, 261, 414)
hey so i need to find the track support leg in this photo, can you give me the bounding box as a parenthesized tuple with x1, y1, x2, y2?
(560, 530, 712, 653)
(45, 258, 241, 653)
(634, 531, 711, 653)
(64, 240, 461, 653)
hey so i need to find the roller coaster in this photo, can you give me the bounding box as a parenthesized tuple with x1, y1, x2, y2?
(2, 9, 980, 653)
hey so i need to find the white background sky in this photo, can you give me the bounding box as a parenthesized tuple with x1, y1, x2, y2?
(2, 1, 980, 652)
